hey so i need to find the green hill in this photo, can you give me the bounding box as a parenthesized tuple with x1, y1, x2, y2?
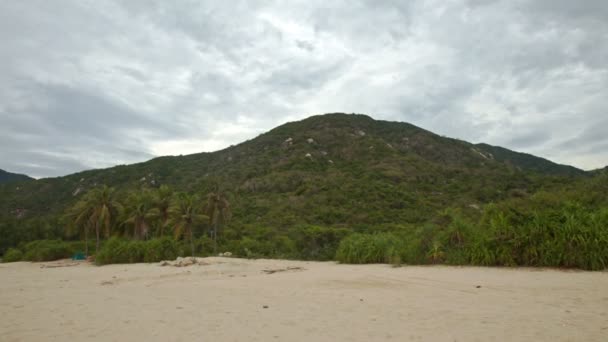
(0, 113, 579, 224)
(2, 113, 606, 269)
(0, 169, 33, 184)
(590, 166, 608, 176)
(474, 143, 585, 176)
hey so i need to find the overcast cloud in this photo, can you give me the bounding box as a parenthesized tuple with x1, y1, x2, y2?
(1, 0, 607, 178)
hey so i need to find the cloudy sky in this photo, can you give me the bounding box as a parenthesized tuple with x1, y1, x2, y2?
(1, 0, 607, 178)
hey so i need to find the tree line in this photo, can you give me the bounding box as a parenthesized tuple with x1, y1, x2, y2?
(65, 185, 230, 257)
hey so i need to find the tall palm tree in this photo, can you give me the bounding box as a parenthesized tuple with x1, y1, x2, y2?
(152, 185, 173, 237)
(123, 190, 156, 240)
(65, 198, 94, 256)
(205, 192, 231, 249)
(68, 185, 122, 255)
(167, 193, 208, 256)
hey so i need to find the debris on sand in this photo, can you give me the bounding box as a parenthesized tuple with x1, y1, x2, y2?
(262, 266, 305, 274)
(159, 257, 209, 267)
(40, 262, 80, 269)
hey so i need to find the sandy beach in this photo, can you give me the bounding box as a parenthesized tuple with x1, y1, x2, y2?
(1, 258, 607, 341)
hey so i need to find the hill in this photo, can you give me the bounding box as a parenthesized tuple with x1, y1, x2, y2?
(590, 166, 608, 175)
(0, 113, 581, 224)
(474, 143, 586, 176)
(3, 113, 607, 269)
(0, 169, 33, 184)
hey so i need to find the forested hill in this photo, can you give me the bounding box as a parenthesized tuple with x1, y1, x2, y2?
(590, 166, 608, 176)
(3, 113, 608, 269)
(474, 143, 585, 176)
(0, 113, 586, 226)
(0, 169, 33, 184)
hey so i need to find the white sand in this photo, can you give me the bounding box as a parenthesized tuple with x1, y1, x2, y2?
(1, 258, 607, 341)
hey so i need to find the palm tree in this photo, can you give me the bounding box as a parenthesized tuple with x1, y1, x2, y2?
(152, 185, 173, 237)
(205, 192, 231, 249)
(167, 193, 208, 256)
(65, 198, 95, 256)
(68, 185, 122, 255)
(123, 190, 156, 240)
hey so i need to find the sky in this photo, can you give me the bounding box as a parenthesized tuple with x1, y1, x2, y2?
(1, 0, 607, 178)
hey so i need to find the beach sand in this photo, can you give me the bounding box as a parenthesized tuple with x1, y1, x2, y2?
(1, 257, 607, 341)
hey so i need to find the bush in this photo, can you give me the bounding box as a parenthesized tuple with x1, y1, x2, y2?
(464, 201, 608, 270)
(224, 237, 271, 258)
(97, 237, 184, 265)
(2, 248, 23, 262)
(269, 235, 298, 258)
(292, 226, 351, 260)
(220, 234, 296, 259)
(22, 240, 74, 262)
(143, 237, 179, 262)
(195, 236, 216, 257)
(95, 238, 144, 265)
(335, 233, 404, 264)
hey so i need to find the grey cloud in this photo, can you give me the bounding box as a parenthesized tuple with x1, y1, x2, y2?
(0, 0, 607, 177)
(505, 131, 552, 150)
(522, 0, 608, 24)
(295, 40, 315, 52)
(556, 118, 608, 151)
(0, 83, 167, 177)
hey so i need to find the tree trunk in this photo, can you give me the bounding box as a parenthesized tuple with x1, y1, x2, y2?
(190, 228, 195, 257)
(85, 226, 89, 257)
(95, 222, 100, 255)
(142, 222, 148, 240)
(213, 222, 218, 254)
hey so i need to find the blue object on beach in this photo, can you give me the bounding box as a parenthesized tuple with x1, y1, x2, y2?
(72, 252, 86, 260)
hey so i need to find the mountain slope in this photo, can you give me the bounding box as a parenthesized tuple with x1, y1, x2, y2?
(0, 169, 33, 184)
(474, 143, 586, 176)
(0, 113, 582, 230)
(590, 166, 608, 176)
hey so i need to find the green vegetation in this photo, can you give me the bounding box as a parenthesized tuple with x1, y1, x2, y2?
(66, 185, 122, 255)
(0, 169, 33, 184)
(474, 143, 585, 177)
(0, 114, 606, 269)
(336, 191, 608, 270)
(336, 233, 405, 264)
(1, 240, 85, 262)
(167, 193, 209, 256)
(95, 237, 180, 265)
(2, 248, 23, 262)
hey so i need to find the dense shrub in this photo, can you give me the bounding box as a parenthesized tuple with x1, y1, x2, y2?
(336, 233, 404, 264)
(2, 248, 23, 262)
(334, 202, 608, 270)
(22, 240, 74, 262)
(224, 235, 297, 259)
(195, 236, 216, 256)
(468, 202, 608, 270)
(95, 238, 145, 265)
(225, 237, 269, 258)
(143, 237, 179, 262)
(97, 237, 185, 265)
(292, 226, 351, 260)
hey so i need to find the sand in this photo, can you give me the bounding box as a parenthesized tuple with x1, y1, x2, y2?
(1, 258, 607, 341)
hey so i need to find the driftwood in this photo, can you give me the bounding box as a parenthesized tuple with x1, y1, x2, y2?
(40, 262, 79, 269)
(262, 266, 305, 274)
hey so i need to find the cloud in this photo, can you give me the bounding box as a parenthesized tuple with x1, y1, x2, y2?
(0, 0, 607, 177)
